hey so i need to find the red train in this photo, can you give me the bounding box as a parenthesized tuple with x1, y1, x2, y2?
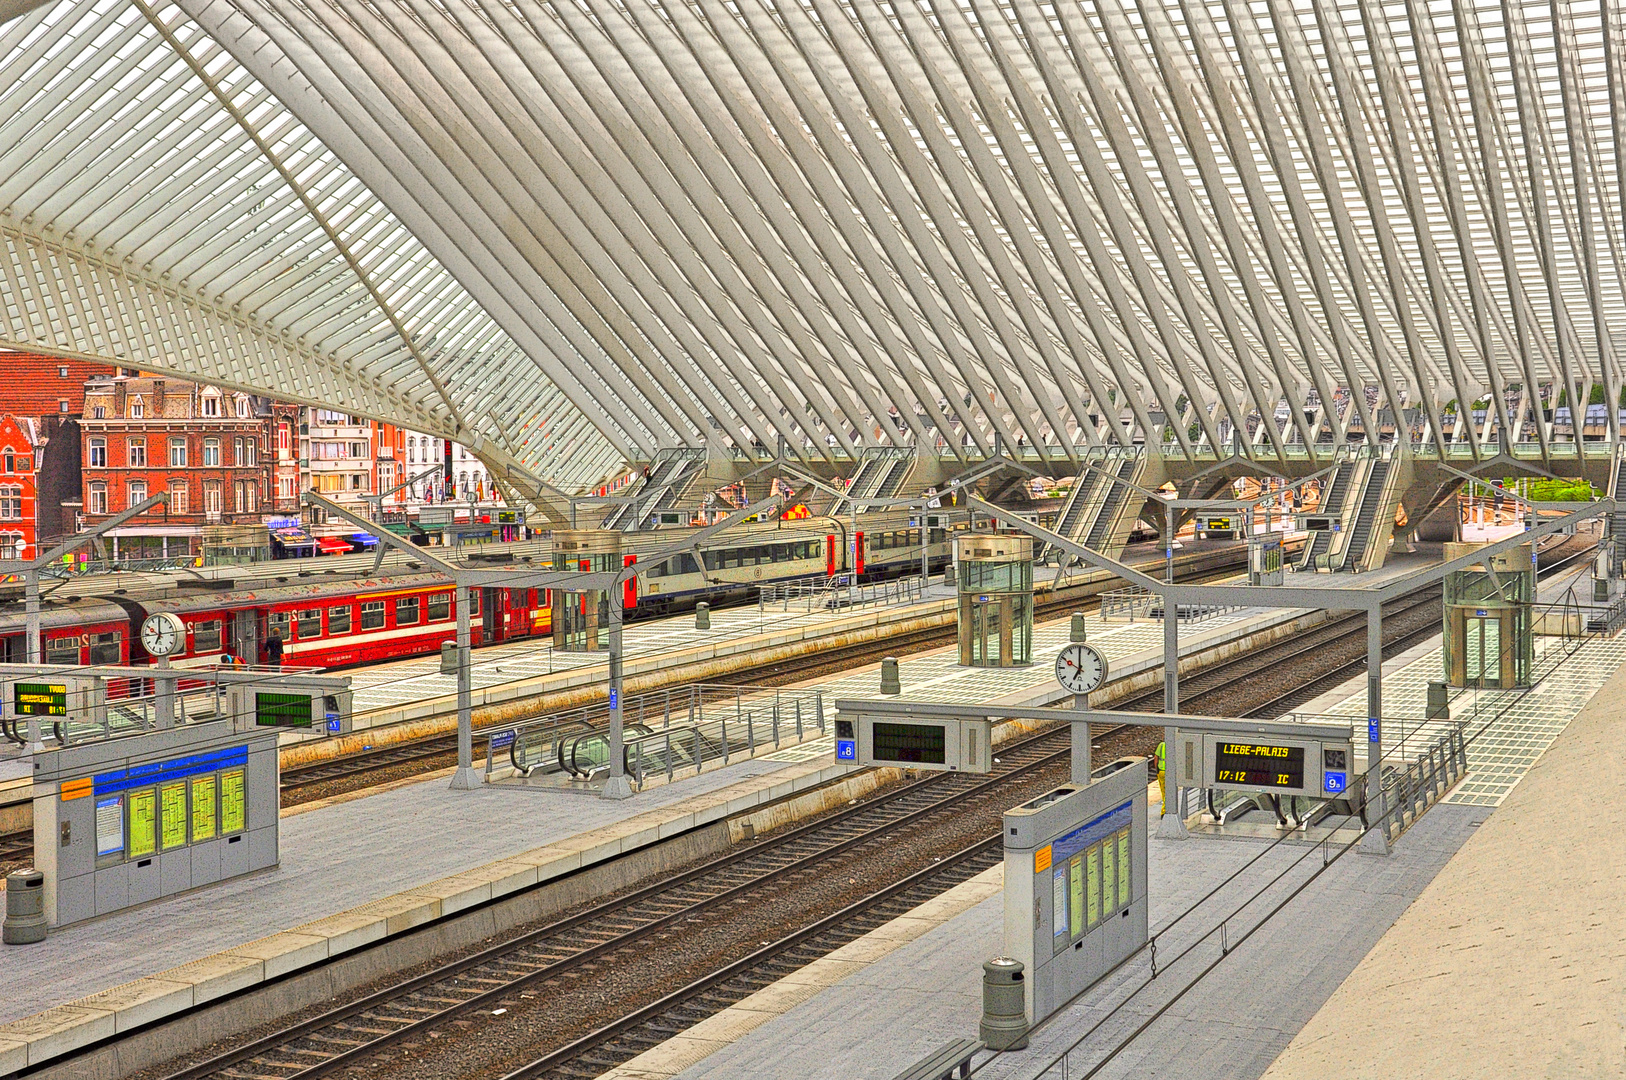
(0, 576, 550, 671)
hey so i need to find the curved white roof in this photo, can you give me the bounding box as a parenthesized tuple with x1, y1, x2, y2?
(3, 0, 1623, 481)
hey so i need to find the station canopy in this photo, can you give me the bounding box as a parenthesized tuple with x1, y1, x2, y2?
(4, 0, 1626, 489)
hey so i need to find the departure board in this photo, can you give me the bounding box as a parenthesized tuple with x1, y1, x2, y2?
(871, 722, 946, 765)
(96, 794, 124, 857)
(220, 768, 246, 833)
(1212, 743, 1305, 790)
(191, 775, 217, 842)
(128, 789, 156, 858)
(159, 782, 187, 849)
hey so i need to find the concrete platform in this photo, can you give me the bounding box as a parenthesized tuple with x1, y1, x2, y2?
(1260, 643, 1626, 1079)
(0, 557, 1293, 1078)
(591, 606, 1626, 1080)
(614, 795, 1488, 1080)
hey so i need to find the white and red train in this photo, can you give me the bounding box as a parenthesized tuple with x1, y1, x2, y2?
(0, 511, 961, 671)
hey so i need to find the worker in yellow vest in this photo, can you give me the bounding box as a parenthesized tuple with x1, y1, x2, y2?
(1156, 740, 1167, 815)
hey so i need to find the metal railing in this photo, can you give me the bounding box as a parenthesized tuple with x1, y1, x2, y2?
(504, 682, 826, 789)
(1374, 723, 1468, 843)
(1099, 586, 1239, 624)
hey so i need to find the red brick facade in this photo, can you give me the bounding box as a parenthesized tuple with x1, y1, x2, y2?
(0, 353, 113, 416)
(79, 375, 273, 557)
(0, 416, 41, 559)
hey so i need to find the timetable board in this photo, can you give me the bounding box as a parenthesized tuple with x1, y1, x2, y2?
(83, 744, 251, 867)
(1001, 765, 1149, 1026)
(1199, 733, 1352, 798)
(845, 711, 992, 773)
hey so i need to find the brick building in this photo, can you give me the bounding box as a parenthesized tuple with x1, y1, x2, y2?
(79, 374, 274, 558)
(0, 352, 112, 416)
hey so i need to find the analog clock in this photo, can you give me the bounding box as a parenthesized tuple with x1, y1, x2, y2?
(140, 612, 187, 658)
(1054, 643, 1108, 696)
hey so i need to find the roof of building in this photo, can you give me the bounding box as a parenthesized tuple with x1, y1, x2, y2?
(0, 353, 112, 417)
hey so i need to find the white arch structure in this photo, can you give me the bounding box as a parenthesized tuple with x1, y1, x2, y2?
(5, 0, 1626, 486)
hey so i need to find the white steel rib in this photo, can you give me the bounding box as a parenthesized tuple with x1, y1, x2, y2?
(3, 0, 1625, 485)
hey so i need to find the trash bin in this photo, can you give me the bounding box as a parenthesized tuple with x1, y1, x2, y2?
(979, 956, 1028, 1050)
(4, 869, 46, 945)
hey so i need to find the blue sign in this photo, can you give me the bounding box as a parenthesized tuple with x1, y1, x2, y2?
(95, 745, 249, 796)
(1475, 609, 1488, 617)
(609, 688, 618, 709)
(835, 739, 857, 761)
(327, 717, 342, 734)
(489, 729, 516, 750)
(1368, 718, 1380, 743)
(1324, 771, 1346, 794)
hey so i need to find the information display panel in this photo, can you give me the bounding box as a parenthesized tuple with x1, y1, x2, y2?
(255, 691, 314, 727)
(96, 794, 124, 858)
(872, 722, 945, 765)
(128, 788, 156, 858)
(221, 768, 246, 834)
(1213, 742, 1305, 789)
(849, 712, 992, 773)
(14, 681, 67, 716)
(191, 774, 217, 842)
(159, 781, 187, 849)
(1198, 731, 1354, 798)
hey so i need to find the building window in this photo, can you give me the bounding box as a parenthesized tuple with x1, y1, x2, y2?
(0, 533, 22, 559)
(57, 365, 68, 378)
(88, 483, 107, 515)
(247, 484, 257, 512)
(169, 437, 187, 467)
(204, 482, 222, 515)
(277, 476, 295, 500)
(203, 438, 220, 466)
(350, 473, 364, 490)
(193, 620, 222, 653)
(396, 596, 420, 625)
(0, 487, 19, 520)
(3, 451, 12, 473)
(170, 484, 188, 515)
(408, 438, 417, 464)
(128, 480, 147, 508)
(328, 605, 352, 635)
(128, 438, 146, 467)
(234, 437, 244, 466)
(244, 438, 257, 466)
(89, 438, 106, 467)
(92, 406, 106, 419)
(58, 400, 68, 414)
(360, 601, 386, 631)
(201, 393, 220, 418)
(234, 482, 245, 514)
(129, 398, 144, 419)
(277, 421, 291, 453)
(235, 396, 250, 418)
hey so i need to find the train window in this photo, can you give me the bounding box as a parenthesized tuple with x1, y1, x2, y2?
(360, 601, 386, 630)
(46, 638, 78, 665)
(268, 611, 290, 642)
(296, 609, 322, 639)
(466, 589, 481, 616)
(89, 631, 120, 665)
(396, 597, 420, 625)
(428, 593, 451, 621)
(328, 606, 352, 635)
(193, 620, 222, 652)
(701, 550, 719, 571)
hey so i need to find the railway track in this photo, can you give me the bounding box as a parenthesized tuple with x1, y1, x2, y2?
(157, 724, 1081, 1080)
(277, 560, 1248, 795)
(137, 586, 1428, 1080)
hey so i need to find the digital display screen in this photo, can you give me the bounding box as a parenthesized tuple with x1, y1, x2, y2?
(256, 691, 312, 727)
(871, 722, 946, 765)
(15, 682, 67, 716)
(1212, 743, 1305, 790)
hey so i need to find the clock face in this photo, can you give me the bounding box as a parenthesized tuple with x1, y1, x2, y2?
(1054, 643, 1108, 695)
(141, 613, 185, 658)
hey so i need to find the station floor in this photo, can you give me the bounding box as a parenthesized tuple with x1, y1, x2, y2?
(0, 566, 1295, 1072)
(607, 583, 1626, 1080)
